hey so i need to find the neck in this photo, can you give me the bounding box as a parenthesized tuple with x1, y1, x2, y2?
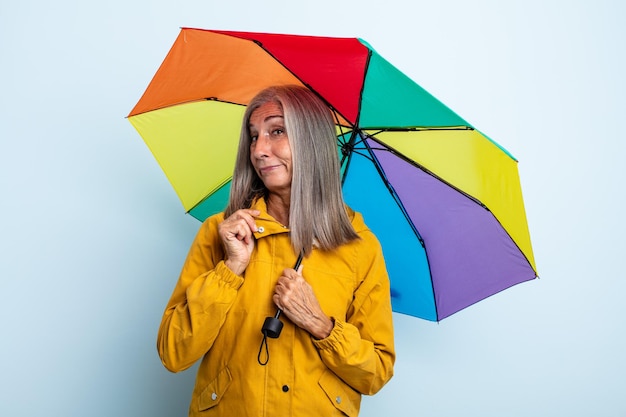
(266, 194, 290, 226)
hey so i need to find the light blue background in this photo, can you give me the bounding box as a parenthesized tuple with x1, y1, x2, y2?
(1, 1, 624, 416)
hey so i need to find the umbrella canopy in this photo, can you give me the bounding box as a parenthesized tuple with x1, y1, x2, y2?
(128, 28, 537, 321)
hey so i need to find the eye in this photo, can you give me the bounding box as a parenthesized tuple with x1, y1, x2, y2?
(272, 128, 285, 136)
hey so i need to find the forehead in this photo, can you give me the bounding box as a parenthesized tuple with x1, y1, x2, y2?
(249, 101, 284, 126)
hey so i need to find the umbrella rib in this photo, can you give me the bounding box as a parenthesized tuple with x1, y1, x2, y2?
(360, 137, 426, 247)
(339, 128, 384, 185)
(364, 132, 489, 210)
(351, 48, 372, 128)
(359, 136, 439, 320)
(334, 111, 359, 170)
(366, 126, 474, 134)
(203, 97, 248, 107)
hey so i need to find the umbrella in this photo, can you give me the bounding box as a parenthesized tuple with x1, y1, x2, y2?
(128, 28, 537, 321)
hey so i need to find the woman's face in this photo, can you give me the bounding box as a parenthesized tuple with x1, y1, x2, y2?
(249, 101, 293, 197)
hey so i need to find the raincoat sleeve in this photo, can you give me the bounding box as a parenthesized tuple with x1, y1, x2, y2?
(312, 231, 395, 395)
(157, 214, 243, 372)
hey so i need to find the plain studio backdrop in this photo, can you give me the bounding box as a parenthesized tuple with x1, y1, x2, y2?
(1, 1, 624, 416)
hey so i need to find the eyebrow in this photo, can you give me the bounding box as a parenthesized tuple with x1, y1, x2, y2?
(248, 114, 284, 128)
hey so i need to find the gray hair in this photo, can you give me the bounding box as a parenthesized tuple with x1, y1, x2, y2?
(225, 85, 359, 255)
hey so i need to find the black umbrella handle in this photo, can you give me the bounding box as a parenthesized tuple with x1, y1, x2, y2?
(261, 312, 284, 339)
(258, 252, 304, 366)
(261, 252, 303, 339)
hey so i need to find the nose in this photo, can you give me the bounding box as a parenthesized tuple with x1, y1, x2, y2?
(252, 132, 271, 158)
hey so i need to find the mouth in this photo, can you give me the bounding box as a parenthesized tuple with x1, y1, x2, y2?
(258, 165, 281, 175)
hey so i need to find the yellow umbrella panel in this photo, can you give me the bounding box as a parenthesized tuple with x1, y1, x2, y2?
(129, 100, 245, 212)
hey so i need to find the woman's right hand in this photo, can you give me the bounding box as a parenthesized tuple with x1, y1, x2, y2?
(218, 209, 260, 276)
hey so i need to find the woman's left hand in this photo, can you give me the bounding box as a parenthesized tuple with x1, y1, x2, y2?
(273, 266, 334, 340)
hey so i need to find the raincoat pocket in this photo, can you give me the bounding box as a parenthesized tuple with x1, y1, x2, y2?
(318, 369, 361, 417)
(198, 366, 233, 411)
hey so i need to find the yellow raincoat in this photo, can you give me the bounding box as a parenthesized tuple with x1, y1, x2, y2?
(157, 198, 395, 417)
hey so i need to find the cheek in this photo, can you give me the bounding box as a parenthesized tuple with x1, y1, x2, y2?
(278, 141, 293, 161)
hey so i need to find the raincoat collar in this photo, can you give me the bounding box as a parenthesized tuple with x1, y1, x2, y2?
(250, 197, 290, 240)
(249, 197, 363, 241)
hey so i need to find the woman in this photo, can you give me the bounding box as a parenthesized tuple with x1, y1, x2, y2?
(157, 85, 395, 417)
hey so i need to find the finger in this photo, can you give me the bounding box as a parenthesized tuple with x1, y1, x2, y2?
(273, 292, 284, 311)
(230, 217, 255, 239)
(283, 267, 300, 280)
(276, 276, 290, 290)
(236, 226, 254, 245)
(224, 210, 258, 230)
(239, 209, 260, 232)
(229, 223, 247, 240)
